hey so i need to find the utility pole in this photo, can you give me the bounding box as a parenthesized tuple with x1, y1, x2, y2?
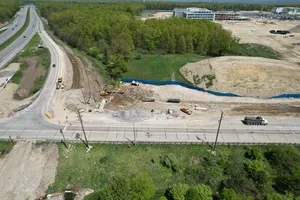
(213, 111, 224, 152)
(77, 109, 89, 149)
(60, 128, 68, 150)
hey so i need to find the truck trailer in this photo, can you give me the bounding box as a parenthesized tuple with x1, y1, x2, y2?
(241, 116, 268, 126)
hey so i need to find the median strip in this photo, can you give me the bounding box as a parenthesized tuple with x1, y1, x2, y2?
(0, 7, 30, 51)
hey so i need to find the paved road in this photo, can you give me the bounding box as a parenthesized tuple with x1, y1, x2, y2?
(0, 5, 299, 144)
(0, 5, 37, 69)
(0, 6, 28, 46)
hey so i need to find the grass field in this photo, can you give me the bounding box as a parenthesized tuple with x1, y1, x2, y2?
(0, 8, 30, 51)
(47, 143, 229, 196)
(11, 33, 50, 94)
(123, 54, 208, 83)
(0, 141, 15, 157)
(226, 43, 281, 59)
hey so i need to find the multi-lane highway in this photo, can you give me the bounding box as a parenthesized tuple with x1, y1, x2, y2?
(0, 5, 36, 69)
(0, 5, 299, 144)
(0, 6, 28, 46)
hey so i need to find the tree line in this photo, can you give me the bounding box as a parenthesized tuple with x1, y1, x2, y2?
(0, 1, 20, 23)
(84, 145, 300, 200)
(38, 2, 236, 78)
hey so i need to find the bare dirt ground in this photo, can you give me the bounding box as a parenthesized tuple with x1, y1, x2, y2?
(140, 12, 173, 21)
(14, 57, 45, 99)
(218, 19, 300, 64)
(0, 63, 37, 118)
(0, 141, 58, 200)
(180, 56, 300, 98)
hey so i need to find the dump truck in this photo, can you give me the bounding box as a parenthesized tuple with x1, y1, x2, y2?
(241, 116, 268, 126)
(58, 77, 62, 83)
(180, 107, 192, 115)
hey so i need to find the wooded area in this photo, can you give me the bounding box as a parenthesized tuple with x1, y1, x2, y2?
(0, 1, 20, 23)
(56, 144, 300, 200)
(38, 2, 237, 78)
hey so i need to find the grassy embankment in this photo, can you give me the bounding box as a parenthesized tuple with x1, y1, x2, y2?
(0, 29, 6, 34)
(0, 141, 15, 157)
(123, 44, 280, 83)
(47, 143, 300, 200)
(11, 33, 50, 94)
(0, 7, 30, 51)
(124, 54, 208, 84)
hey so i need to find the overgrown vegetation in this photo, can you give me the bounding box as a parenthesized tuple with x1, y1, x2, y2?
(39, 2, 235, 79)
(0, 7, 30, 51)
(123, 54, 207, 83)
(0, 1, 20, 23)
(48, 144, 300, 200)
(0, 141, 15, 157)
(0, 29, 6, 34)
(226, 42, 281, 60)
(193, 74, 216, 88)
(11, 33, 50, 94)
(38, 2, 282, 81)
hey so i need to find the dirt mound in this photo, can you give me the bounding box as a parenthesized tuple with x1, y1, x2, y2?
(290, 25, 300, 33)
(180, 56, 300, 98)
(0, 141, 58, 200)
(106, 85, 154, 110)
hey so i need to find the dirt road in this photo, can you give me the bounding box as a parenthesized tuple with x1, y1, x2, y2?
(0, 141, 58, 200)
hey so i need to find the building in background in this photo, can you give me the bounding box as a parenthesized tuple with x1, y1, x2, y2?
(271, 7, 300, 15)
(173, 7, 215, 21)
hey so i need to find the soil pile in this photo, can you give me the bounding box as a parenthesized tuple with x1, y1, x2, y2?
(180, 56, 300, 98)
(290, 25, 300, 33)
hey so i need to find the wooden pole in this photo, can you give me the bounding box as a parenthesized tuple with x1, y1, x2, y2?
(77, 110, 89, 149)
(213, 111, 224, 151)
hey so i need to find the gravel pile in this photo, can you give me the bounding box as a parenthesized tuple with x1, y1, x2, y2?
(112, 109, 149, 121)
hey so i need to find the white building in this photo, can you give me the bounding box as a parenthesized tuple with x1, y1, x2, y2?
(173, 7, 215, 21)
(271, 7, 300, 15)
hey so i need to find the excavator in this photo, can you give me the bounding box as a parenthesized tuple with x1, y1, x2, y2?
(100, 88, 124, 96)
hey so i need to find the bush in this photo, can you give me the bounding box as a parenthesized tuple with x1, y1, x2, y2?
(161, 153, 179, 172)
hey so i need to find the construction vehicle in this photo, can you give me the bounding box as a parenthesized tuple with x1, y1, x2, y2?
(131, 81, 139, 86)
(180, 107, 192, 115)
(56, 82, 60, 89)
(58, 77, 62, 83)
(241, 116, 268, 126)
(100, 88, 124, 96)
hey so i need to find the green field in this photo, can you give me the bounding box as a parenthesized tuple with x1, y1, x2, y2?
(123, 54, 208, 83)
(0, 141, 15, 157)
(11, 33, 50, 94)
(0, 7, 30, 51)
(226, 43, 281, 60)
(47, 143, 300, 200)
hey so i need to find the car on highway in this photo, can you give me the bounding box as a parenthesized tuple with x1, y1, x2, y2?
(52, 64, 56, 67)
(23, 35, 26, 38)
(241, 116, 268, 126)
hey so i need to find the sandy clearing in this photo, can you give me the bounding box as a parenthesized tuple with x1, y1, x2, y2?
(219, 20, 300, 64)
(141, 12, 173, 21)
(0, 141, 58, 200)
(180, 56, 300, 98)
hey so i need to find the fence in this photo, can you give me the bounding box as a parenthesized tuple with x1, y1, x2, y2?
(121, 78, 300, 99)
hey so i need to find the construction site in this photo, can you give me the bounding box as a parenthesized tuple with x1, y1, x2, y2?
(1, 7, 300, 199)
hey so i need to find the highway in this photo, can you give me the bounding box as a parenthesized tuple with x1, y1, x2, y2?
(0, 6, 28, 46)
(0, 5, 37, 69)
(0, 5, 300, 144)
